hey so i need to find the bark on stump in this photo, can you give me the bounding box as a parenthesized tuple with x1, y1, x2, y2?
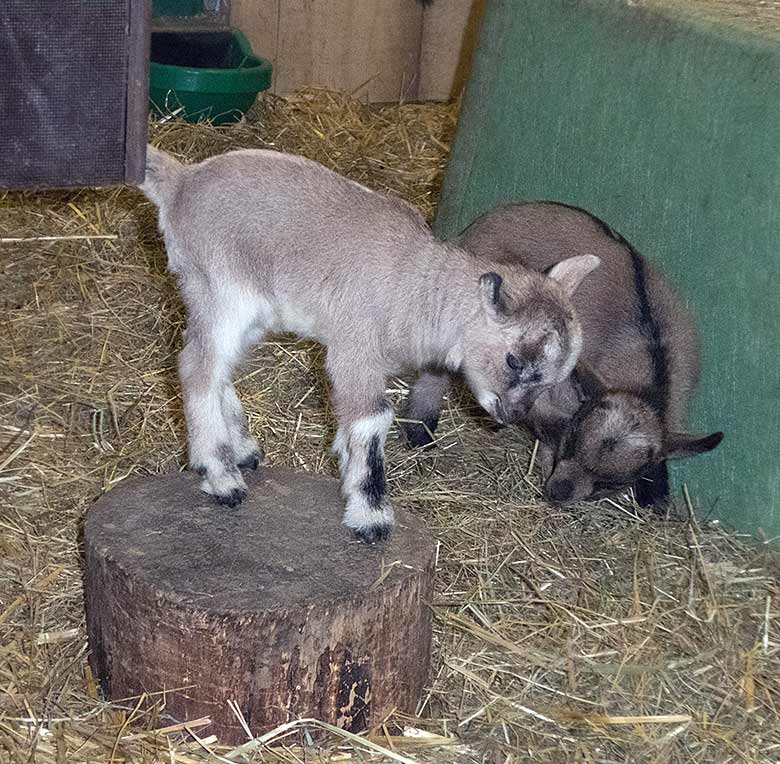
(84, 467, 436, 744)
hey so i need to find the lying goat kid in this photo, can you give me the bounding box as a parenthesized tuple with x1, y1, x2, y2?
(141, 149, 599, 541)
(404, 202, 722, 507)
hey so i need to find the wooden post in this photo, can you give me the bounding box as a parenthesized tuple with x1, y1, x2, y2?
(84, 467, 435, 744)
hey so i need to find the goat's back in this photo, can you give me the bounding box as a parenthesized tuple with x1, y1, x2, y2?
(162, 149, 430, 261)
(146, 149, 444, 328)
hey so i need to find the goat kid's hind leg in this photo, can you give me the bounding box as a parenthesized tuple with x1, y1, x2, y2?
(179, 316, 254, 507)
(329, 366, 394, 543)
(338, 403, 395, 543)
(402, 369, 450, 449)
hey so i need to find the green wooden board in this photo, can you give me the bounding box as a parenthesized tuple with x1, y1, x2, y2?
(435, 0, 780, 538)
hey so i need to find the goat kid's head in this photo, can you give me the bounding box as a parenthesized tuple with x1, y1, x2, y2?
(544, 367, 724, 504)
(460, 254, 600, 425)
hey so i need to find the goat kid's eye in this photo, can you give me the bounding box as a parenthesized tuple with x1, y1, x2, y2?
(506, 353, 522, 371)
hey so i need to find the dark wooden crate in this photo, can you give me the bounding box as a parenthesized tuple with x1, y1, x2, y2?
(0, 0, 150, 190)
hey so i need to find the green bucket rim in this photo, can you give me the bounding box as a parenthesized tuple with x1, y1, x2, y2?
(149, 29, 272, 95)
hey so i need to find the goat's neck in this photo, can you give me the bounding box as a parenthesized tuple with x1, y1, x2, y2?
(414, 243, 484, 371)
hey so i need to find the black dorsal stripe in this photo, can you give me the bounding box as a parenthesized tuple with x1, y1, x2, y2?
(629, 250, 669, 415)
(536, 201, 670, 414)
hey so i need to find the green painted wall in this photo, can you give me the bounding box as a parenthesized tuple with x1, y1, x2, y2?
(435, 0, 780, 537)
(152, 0, 202, 17)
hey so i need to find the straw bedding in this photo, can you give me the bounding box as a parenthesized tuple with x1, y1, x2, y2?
(0, 90, 778, 763)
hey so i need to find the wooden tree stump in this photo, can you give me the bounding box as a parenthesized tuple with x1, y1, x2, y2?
(84, 467, 436, 744)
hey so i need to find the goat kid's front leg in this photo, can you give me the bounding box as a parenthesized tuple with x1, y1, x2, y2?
(179, 334, 248, 507)
(331, 388, 395, 543)
(536, 441, 556, 482)
(221, 383, 264, 471)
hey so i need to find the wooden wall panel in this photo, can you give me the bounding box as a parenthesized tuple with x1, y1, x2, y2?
(231, 0, 424, 102)
(419, 0, 485, 102)
(230, 0, 278, 79)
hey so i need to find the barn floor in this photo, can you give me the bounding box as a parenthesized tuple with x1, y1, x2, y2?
(1, 90, 779, 764)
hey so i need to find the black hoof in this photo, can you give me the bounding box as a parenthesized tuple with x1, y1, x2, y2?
(354, 523, 393, 544)
(214, 487, 247, 508)
(403, 422, 436, 450)
(237, 452, 262, 471)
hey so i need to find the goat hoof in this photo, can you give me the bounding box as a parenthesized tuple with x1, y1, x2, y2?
(354, 522, 392, 544)
(237, 452, 262, 471)
(403, 423, 435, 450)
(215, 486, 247, 508)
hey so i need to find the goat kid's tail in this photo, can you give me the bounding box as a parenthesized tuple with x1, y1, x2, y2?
(139, 145, 183, 208)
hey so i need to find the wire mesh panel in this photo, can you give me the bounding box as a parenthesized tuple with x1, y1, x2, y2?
(0, 1, 150, 190)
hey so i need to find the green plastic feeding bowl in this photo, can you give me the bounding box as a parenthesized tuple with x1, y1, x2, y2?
(149, 30, 272, 125)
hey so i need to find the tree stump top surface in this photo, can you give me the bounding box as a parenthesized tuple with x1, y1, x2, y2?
(86, 467, 435, 615)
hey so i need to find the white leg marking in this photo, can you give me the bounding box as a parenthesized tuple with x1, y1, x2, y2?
(331, 426, 349, 470)
(222, 384, 263, 467)
(179, 289, 268, 505)
(338, 408, 395, 541)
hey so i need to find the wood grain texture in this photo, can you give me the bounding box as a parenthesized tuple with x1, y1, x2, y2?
(419, 0, 485, 101)
(85, 467, 435, 743)
(231, 0, 423, 102)
(229, 0, 279, 84)
(435, 0, 780, 536)
(125, 0, 151, 185)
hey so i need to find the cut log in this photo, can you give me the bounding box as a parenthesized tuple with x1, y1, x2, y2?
(84, 467, 436, 744)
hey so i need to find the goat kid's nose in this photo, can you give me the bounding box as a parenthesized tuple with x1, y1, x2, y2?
(546, 478, 574, 503)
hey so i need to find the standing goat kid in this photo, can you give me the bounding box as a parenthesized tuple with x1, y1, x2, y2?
(404, 202, 722, 507)
(140, 148, 599, 542)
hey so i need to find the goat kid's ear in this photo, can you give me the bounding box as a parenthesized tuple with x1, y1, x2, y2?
(575, 362, 608, 398)
(665, 431, 724, 459)
(479, 272, 507, 318)
(546, 254, 601, 297)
